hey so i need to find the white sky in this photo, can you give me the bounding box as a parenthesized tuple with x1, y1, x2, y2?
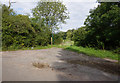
(0, 0, 99, 32)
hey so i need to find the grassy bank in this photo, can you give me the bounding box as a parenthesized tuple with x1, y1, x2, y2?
(64, 46, 119, 61)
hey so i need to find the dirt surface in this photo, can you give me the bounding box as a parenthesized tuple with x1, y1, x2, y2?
(2, 47, 119, 81)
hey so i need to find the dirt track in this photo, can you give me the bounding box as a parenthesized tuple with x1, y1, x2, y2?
(2, 47, 119, 81)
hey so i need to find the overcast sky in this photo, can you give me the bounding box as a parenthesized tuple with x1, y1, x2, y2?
(1, 0, 99, 32)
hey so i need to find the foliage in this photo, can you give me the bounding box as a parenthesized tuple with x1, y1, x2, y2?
(84, 2, 120, 50)
(30, 18, 51, 46)
(2, 1, 69, 50)
(32, 1, 69, 32)
(72, 3, 120, 53)
(53, 32, 63, 45)
(2, 5, 36, 50)
(72, 27, 87, 46)
(58, 31, 67, 40)
(66, 29, 75, 40)
(2, 5, 49, 50)
(0, 4, 2, 49)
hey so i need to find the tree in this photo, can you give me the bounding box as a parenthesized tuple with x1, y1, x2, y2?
(32, 1, 69, 32)
(0, 4, 2, 49)
(84, 2, 120, 50)
(2, 5, 36, 49)
(53, 32, 63, 45)
(2, 4, 16, 49)
(72, 27, 87, 46)
(66, 29, 75, 40)
(30, 17, 51, 46)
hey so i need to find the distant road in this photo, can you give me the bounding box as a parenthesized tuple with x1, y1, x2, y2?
(2, 48, 118, 81)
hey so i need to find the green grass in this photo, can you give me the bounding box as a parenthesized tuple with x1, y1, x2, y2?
(2, 43, 119, 61)
(2, 45, 52, 51)
(22, 45, 52, 50)
(64, 46, 119, 61)
(2, 45, 66, 51)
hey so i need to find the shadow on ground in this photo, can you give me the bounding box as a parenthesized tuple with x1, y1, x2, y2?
(52, 49, 119, 81)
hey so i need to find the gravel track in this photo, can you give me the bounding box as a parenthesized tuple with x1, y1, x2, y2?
(2, 47, 119, 81)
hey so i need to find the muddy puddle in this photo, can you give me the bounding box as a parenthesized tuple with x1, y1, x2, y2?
(32, 62, 49, 68)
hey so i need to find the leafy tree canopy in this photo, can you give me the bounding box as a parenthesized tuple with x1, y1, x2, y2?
(32, 1, 69, 31)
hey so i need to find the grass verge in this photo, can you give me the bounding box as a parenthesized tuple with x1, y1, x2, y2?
(64, 46, 119, 61)
(2, 45, 52, 51)
(2, 44, 119, 61)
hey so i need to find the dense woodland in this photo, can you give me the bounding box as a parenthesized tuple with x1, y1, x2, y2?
(1, 2, 120, 54)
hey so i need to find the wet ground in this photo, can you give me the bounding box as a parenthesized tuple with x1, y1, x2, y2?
(2, 47, 119, 81)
